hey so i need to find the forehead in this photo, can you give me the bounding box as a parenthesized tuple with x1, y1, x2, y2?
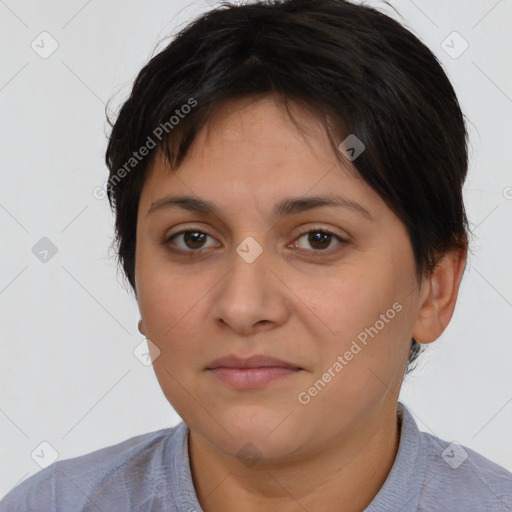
(138, 96, 386, 223)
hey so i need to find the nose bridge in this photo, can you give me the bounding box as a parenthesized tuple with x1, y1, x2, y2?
(235, 234, 266, 266)
(228, 233, 269, 294)
(213, 233, 288, 332)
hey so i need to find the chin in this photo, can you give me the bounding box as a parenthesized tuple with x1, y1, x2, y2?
(202, 407, 305, 461)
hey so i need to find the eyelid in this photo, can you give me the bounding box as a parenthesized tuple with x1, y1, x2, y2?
(292, 225, 349, 243)
(163, 226, 218, 249)
(289, 225, 348, 256)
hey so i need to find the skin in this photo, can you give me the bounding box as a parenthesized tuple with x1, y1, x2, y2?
(135, 95, 467, 512)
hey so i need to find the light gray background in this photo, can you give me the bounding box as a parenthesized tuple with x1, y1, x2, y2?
(1, 0, 511, 499)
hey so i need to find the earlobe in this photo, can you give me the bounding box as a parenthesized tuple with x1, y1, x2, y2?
(412, 245, 467, 344)
(138, 319, 146, 336)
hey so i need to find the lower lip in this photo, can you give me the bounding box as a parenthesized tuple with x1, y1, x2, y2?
(207, 367, 302, 388)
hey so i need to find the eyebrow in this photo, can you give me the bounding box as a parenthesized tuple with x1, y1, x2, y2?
(147, 194, 373, 220)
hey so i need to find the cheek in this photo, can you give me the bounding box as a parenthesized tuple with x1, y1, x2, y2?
(138, 266, 203, 380)
(289, 264, 396, 342)
(139, 277, 205, 353)
(292, 264, 411, 380)
(136, 242, 206, 340)
(137, 264, 209, 414)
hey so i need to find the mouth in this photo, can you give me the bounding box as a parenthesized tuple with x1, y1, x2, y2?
(206, 354, 302, 370)
(205, 354, 304, 389)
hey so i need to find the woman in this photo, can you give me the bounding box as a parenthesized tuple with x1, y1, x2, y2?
(2, 0, 511, 510)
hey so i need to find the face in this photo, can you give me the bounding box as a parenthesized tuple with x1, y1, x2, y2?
(135, 95, 425, 462)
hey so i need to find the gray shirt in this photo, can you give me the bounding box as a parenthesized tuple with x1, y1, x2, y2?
(1, 402, 511, 511)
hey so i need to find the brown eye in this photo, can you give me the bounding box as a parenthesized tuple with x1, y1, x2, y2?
(165, 230, 218, 252)
(182, 231, 207, 249)
(306, 231, 332, 250)
(293, 229, 345, 253)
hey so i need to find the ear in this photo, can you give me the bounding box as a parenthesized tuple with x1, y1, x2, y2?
(412, 243, 467, 344)
(138, 319, 146, 336)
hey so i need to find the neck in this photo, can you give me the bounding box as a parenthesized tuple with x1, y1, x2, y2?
(188, 402, 401, 512)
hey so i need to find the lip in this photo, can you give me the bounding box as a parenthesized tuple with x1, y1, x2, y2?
(205, 355, 303, 389)
(206, 354, 301, 370)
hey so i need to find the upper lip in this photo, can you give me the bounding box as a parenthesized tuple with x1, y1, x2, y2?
(206, 355, 301, 370)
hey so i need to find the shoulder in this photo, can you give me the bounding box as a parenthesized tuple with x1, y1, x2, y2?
(0, 423, 186, 512)
(369, 402, 512, 512)
(419, 430, 512, 511)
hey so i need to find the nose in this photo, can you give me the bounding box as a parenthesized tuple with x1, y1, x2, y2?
(211, 236, 291, 336)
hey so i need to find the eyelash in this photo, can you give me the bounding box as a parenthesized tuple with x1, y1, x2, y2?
(163, 226, 348, 258)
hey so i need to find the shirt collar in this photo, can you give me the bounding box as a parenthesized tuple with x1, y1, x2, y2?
(364, 401, 428, 511)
